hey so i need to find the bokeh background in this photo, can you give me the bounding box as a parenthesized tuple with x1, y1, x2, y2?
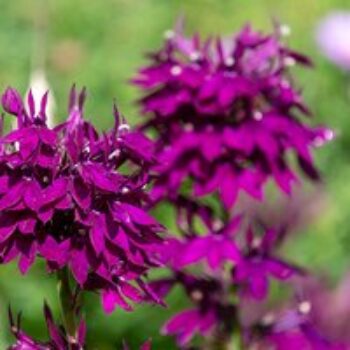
(0, 0, 350, 348)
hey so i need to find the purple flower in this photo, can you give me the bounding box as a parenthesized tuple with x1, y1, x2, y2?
(295, 274, 350, 346)
(134, 23, 332, 207)
(0, 86, 164, 313)
(8, 303, 86, 350)
(154, 210, 300, 346)
(242, 274, 350, 350)
(154, 272, 235, 346)
(250, 304, 349, 350)
(261, 329, 347, 350)
(131, 21, 335, 348)
(163, 215, 241, 271)
(1, 88, 23, 116)
(161, 213, 297, 301)
(233, 227, 300, 300)
(159, 273, 221, 346)
(316, 12, 350, 70)
(162, 307, 217, 346)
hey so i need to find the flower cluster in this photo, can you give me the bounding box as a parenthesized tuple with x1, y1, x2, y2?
(154, 215, 300, 346)
(0, 86, 164, 314)
(244, 274, 350, 349)
(156, 272, 231, 346)
(132, 22, 337, 349)
(248, 305, 347, 350)
(8, 303, 86, 350)
(0, 18, 341, 349)
(8, 304, 152, 350)
(133, 23, 332, 206)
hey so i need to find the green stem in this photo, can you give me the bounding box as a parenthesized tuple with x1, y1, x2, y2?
(235, 325, 246, 350)
(57, 267, 77, 341)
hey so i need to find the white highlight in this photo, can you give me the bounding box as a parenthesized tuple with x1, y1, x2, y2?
(281, 80, 290, 89)
(164, 30, 175, 40)
(121, 187, 130, 194)
(324, 129, 335, 141)
(284, 57, 296, 67)
(190, 51, 201, 61)
(118, 123, 130, 133)
(261, 313, 275, 326)
(225, 57, 235, 67)
(299, 300, 312, 314)
(170, 65, 182, 76)
(280, 24, 291, 37)
(108, 149, 121, 160)
(253, 111, 263, 121)
(252, 237, 262, 249)
(313, 129, 335, 147)
(184, 123, 194, 132)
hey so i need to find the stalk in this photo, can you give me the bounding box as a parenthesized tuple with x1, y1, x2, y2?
(57, 267, 77, 344)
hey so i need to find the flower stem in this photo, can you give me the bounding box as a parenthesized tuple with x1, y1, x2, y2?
(57, 267, 77, 340)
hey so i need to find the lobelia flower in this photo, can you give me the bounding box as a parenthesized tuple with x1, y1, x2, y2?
(8, 303, 86, 350)
(133, 22, 333, 207)
(316, 11, 350, 71)
(165, 215, 242, 271)
(240, 272, 350, 350)
(161, 211, 298, 301)
(292, 274, 350, 347)
(162, 307, 217, 347)
(247, 301, 349, 350)
(0, 86, 164, 313)
(259, 313, 347, 349)
(157, 272, 234, 346)
(233, 225, 301, 300)
(154, 208, 300, 346)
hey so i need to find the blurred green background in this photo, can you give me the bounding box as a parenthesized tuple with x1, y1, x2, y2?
(0, 0, 350, 348)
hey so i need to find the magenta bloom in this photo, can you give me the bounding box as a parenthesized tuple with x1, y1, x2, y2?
(134, 23, 332, 207)
(233, 227, 299, 300)
(242, 274, 350, 350)
(316, 12, 350, 70)
(8, 303, 86, 350)
(161, 216, 297, 301)
(165, 215, 242, 271)
(0, 87, 163, 313)
(294, 274, 350, 347)
(158, 273, 226, 346)
(162, 307, 217, 346)
(253, 305, 349, 350)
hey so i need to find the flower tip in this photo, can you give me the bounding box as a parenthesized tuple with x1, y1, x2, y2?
(68, 83, 77, 111)
(324, 128, 335, 141)
(8, 304, 14, 327)
(68, 84, 86, 113)
(78, 86, 87, 111)
(43, 300, 52, 317)
(1, 87, 23, 116)
(313, 128, 335, 147)
(113, 99, 120, 126)
(140, 339, 152, 350)
(174, 15, 186, 35)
